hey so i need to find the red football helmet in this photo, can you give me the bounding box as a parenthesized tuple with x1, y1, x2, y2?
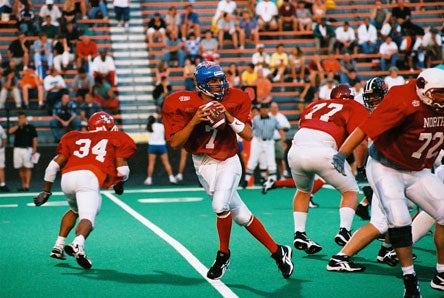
(330, 84, 354, 100)
(88, 112, 118, 131)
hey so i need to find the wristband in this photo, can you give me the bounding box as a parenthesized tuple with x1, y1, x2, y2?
(229, 117, 245, 134)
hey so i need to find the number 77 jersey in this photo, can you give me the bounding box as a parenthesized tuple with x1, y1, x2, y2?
(299, 98, 369, 148)
(57, 130, 137, 188)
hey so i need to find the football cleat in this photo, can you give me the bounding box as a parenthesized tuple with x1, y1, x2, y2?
(262, 177, 276, 194)
(271, 245, 294, 279)
(309, 197, 319, 208)
(64, 243, 92, 269)
(326, 255, 366, 272)
(376, 246, 398, 266)
(50, 246, 66, 260)
(293, 231, 322, 254)
(431, 271, 444, 291)
(207, 250, 230, 280)
(403, 273, 422, 298)
(335, 228, 351, 246)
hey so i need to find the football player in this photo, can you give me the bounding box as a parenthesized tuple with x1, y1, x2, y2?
(287, 84, 369, 255)
(332, 68, 444, 297)
(34, 112, 137, 269)
(161, 61, 294, 280)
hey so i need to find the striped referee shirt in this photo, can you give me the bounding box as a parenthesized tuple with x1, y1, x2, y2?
(252, 115, 281, 140)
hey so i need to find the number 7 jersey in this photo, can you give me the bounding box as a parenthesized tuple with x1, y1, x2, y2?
(57, 130, 137, 188)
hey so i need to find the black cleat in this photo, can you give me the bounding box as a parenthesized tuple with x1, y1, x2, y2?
(403, 273, 421, 298)
(271, 245, 294, 279)
(334, 228, 351, 246)
(293, 231, 322, 254)
(326, 254, 366, 272)
(207, 250, 230, 280)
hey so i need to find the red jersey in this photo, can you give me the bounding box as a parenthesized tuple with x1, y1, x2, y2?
(360, 79, 444, 171)
(162, 88, 252, 161)
(299, 98, 368, 148)
(76, 40, 98, 58)
(57, 130, 137, 188)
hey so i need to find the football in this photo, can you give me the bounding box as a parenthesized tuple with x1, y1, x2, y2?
(203, 101, 226, 129)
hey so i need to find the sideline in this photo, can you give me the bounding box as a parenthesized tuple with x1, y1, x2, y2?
(103, 191, 239, 298)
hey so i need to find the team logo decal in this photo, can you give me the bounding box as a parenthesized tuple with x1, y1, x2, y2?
(412, 100, 420, 107)
(179, 96, 191, 102)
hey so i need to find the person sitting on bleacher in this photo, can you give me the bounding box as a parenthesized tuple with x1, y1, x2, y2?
(164, 30, 185, 67)
(422, 28, 442, 68)
(43, 67, 67, 114)
(33, 32, 53, 79)
(59, 21, 81, 54)
(357, 16, 378, 55)
(380, 16, 403, 48)
(164, 6, 180, 38)
(71, 66, 94, 104)
(49, 89, 81, 143)
(20, 65, 44, 109)
(184, 33, 202, 65)
(79, 93, 102, 130)
(217, 12, 240, 49)
(252, 68, 272, 104)
(88, 0, 108, 20)
(200, 30, 220, 63)
(238, 10, 259, 47)
(39, 0, 61, 27)
(256, 0, 278, 31)
(278, 0, 297, 32)
(295, 0, 312, 32)
(92, 75, 119, 115)
(146, 12, 167, 46)
(76, 31, 98, 72)
(0, 67, 22, 109)
(369, 0, 390, 30)
(52, 34, 75, 73)
(17, 3, 39, 36)
(7, 31, 30, 71)
(41, 15, 59, 41)
(180, 4, 201, 42)
(379, 35, 399, 71)
(313, 17, 336, 54)
(334, 21, 358, 55)
(252, 43, 272, 79)
(91, 48, 116, 87)
(0, 0, 12, 16)
(270, 43, 289, 83)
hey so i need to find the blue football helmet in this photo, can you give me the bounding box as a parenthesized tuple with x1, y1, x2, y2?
(194, 61, 229, 100)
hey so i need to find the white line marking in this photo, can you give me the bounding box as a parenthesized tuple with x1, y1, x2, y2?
(104, 192, 238, 298)
(138, 197, 204, 203)
(26, 201, 68, 207)
(0, 204, 18, 208)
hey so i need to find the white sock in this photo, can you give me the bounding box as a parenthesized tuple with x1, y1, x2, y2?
(402, 265, 415, 275)
(73, 235, 85, 248)
(412, 211, 435, 244)
(339, 207, 355, 230)
(294, 212, 307, 233)
(436, 263, 444, 273)
(55, 236, 66, 248)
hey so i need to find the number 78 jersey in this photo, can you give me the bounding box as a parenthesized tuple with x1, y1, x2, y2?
(299, 98, 369, 148)
(57, 130, 137, 188)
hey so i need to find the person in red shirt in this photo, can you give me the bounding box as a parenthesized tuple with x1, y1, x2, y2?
(332, 68, 444, 297)
(162, 61, 294, 280)
(287, 84, 368, 255)
(75, 33, 98, 71)
(33, 112, 136, 269)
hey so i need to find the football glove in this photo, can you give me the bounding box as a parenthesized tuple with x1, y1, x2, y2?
(113, 181, 124, 195)
(34, 191, 52, 206)
(332, 151, 347, 176)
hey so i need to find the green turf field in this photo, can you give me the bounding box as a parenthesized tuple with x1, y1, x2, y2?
(0, 186, 442, 298)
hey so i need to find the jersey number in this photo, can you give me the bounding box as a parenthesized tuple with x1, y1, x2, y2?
(205, 125, 218, 149)
(305, 102, 343, 122)
(73, 139, 109, 162)
(411, 132, 443, 159)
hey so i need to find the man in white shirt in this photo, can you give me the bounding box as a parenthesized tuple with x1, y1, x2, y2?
(357, 17, 378, 54)
(256, 0, 278, 31)
(39, 0, 61, 26)
(91, 49, 117, 87)
(384, 66, 405, 89)
(214, 0, 237, 21)
(379, 36, 399, 71)
(269, 102, 290, 180)
(334, 21, 358, 55)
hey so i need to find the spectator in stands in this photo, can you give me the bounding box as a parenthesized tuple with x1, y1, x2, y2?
(256, 0, 278, 31)
(357, 16, 378, 54)
(295, 0, 312, 31)
(88, 0, 108, 20)
(391, 0, 411, 27)
(270, 43, 289, 83)
(370, 0, 391, 30)
(334, 21, 358, 55)
(180, 4, 201, 41)
(338, 52, 357, 84)
(311, 0, 326, 24)
(71, 66, 94, 103)
(380, 16, 402, 47)
(241, 63, 257, 86)
(384, 66, 405, 89)
(214, 0, 237, 23)
(17, 3, 39, 36)
(217, 12, 240, 49)
(244, 0, 256, 18)
(91, 48, 117, 87)
(113, 0, 130, 29)
(322, 52, 341, 81)
(39, 0, 61, 27)
(341, 68, 362, 87)
(0, 0, 12, 15)
(20, 66, 44, 109)
(278, 0, 297, 32)
(379, 35, 399, 71)
(33, 32, 53, 79)
(7, 31, 30, 70)
(9, 111, 38, 191)
(289, 46, 307, 83)
(50, 90, 81, 143)
(154, 60, 169, 85)
(313, 17, 336, 54)
(253, 68, 272, 104)
(75, 32, 98, 72)
(200, 30, 220, 62)
(59, 21, 81, 53)
(164, 6, 180, 37)
(92, 75, 119, 115)
(62, 0, 79, 24)
(226, 62, 241, 88)
(152, 76, 171, 112)
(41, 15, 58, 40)
(52, 34, 75, 73)
(307, 53, 324, 86)
(422, 28, 442, 68)
(79, 93, 102, 129)
(184, 33, 202, 64)
(146, 12, 167, 46)
(0, 123, 8, 192)
(183, 58, 196, 91)
(318, 77, 336, 100)
(238, 10, 259, 47)
(252, 43, 272, 79)
(43, 67, 67, 114)
(164, 30, 185, 67)
(0, 67, 22, 109)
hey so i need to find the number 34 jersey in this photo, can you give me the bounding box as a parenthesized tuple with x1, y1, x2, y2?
(57, 130, 137, 188)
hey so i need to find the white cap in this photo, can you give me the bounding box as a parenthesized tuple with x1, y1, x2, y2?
(46, 0, 54, 5)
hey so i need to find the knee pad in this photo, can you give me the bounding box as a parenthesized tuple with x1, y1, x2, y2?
(388, 225, 412, 248)
(362, 186, 373, 204)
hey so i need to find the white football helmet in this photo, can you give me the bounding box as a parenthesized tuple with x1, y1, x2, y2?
(416, 68, 444, 111)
